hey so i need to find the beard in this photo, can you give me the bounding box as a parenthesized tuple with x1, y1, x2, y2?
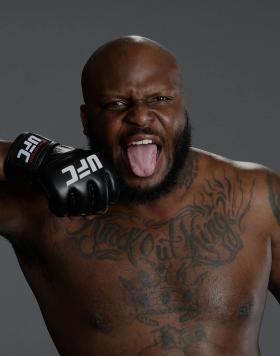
(87, 110, 192, 205)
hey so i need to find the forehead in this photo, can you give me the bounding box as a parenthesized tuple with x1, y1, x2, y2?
(85, 44, 181, 97)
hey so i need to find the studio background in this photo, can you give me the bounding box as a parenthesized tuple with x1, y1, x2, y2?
(0, 1, 279, 354)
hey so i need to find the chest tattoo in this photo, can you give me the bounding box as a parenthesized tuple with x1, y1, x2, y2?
(64, 172, 255, 353)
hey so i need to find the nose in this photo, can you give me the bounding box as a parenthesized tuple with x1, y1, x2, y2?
(124, 101, 155, 127)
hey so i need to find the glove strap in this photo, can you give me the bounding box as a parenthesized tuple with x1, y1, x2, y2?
(4, 132, 59, 181)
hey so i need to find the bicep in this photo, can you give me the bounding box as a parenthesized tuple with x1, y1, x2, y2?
(0, 181, 46, 241)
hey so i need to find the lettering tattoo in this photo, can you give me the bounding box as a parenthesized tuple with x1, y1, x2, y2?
(66, 172, 254, 267)
(64, 171, 255, 353)
(267, 173, 280, 225)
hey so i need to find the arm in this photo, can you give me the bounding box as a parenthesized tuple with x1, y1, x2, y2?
(0, 131, 119, 241)
(267, 171, 280, 302)
(0, 140, 45, 240)
(0, 141, 10, 180)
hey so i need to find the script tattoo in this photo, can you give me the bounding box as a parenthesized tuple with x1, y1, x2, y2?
(267, 173, 280, 225)
(64, 172, 255, 353)
(66, 173, 254, 266)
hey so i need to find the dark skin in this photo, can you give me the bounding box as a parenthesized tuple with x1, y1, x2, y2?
(0, 36, 280, 355)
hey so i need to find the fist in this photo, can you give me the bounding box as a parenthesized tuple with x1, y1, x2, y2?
(4, 133, 119, 216)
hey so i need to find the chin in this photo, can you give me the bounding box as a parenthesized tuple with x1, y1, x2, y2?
(121, 172, 166, 190)
(117, 158, 180, 205)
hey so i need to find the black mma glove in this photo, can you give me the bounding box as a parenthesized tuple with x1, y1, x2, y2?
(4, 133, 119, 216)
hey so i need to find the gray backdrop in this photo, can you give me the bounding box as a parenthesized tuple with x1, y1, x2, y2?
(0, 0, 279, 355)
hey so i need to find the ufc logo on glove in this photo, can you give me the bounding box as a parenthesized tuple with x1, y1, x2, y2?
(61, 154, 103, 186)
(17, 135, 42, 163)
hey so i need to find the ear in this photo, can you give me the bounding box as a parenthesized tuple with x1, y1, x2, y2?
(80, 104, 89, 136)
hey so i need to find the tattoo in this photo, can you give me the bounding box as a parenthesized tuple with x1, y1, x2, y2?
(136, 324, 213, 355)
(177, 151, 199, 189)
(64, 172, 255, 350)
(239, 300, 254, 318)
(267, 173, 280, 225)
(120, 271, 207, 326)
(66, 172, 254, 268)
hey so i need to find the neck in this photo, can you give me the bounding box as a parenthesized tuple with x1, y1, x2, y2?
(111, 149, 199, 221)
(116, 186, 189, 220)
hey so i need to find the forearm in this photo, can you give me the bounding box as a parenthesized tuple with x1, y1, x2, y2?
(0, 139, 45, 239)
(0, 141, 11, 181)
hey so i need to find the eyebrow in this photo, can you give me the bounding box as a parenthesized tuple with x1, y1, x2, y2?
(98, 88, 179, 99)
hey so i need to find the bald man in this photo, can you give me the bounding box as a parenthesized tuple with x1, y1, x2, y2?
(0, 36, 280, 356)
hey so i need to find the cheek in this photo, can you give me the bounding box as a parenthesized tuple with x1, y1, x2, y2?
(94, 120, 123, 161)
(90, 118, 120, 144)
(162, 118, 185, 163)
(164, 117, 184, 146)
(105, 123, 122, 147)
(160, 103, 185, 130)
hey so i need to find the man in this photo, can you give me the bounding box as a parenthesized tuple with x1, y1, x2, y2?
(0, 35, 279, 355)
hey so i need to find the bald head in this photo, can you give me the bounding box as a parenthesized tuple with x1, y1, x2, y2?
(81, 36, 183, 104)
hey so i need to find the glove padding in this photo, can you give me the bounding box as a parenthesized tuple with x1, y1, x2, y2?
(4, 133, 119, 216)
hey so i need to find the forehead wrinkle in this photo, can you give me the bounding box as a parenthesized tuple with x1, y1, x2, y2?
(99, 87, 178, 98)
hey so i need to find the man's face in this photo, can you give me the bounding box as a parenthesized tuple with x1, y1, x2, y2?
(81, 46, 190, 203)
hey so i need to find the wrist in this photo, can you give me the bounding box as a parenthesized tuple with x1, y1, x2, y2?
(4, 133, 58, 182)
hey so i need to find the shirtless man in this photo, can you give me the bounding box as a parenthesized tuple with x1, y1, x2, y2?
(0, 35, 279, 356)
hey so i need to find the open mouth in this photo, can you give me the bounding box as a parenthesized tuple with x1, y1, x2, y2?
(127, 139, 162, 156)
(121, 137, 163, 177)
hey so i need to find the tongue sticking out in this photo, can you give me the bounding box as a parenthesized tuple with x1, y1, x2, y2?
(127, 144, 157, 177)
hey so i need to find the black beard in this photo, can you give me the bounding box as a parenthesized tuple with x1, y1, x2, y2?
(87, 111, 192, 205)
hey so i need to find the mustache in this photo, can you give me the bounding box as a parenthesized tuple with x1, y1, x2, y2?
(120, 127, 165, 144)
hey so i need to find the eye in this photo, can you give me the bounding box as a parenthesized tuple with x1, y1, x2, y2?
(156, 96, 171, 101)
(148, 96, 173, 105)
(102, 100, 128, 111)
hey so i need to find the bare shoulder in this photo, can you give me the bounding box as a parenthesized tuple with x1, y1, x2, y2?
(192, 147, 279, 227)
(193, 146, 274, 181)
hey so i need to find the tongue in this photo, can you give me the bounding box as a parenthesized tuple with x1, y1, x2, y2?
(127, 144, 157, 177)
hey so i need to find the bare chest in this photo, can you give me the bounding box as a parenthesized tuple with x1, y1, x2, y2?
(13, 190, 272, 355)
(31, 206, 270, 329)
(13, 164, 274, 354)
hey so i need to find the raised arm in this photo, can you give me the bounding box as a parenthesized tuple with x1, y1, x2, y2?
(0, 140, 45, 240)
(0, 132, 119, 241)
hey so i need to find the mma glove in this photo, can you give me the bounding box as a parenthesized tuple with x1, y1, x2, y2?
(4, 133, 119, 216)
